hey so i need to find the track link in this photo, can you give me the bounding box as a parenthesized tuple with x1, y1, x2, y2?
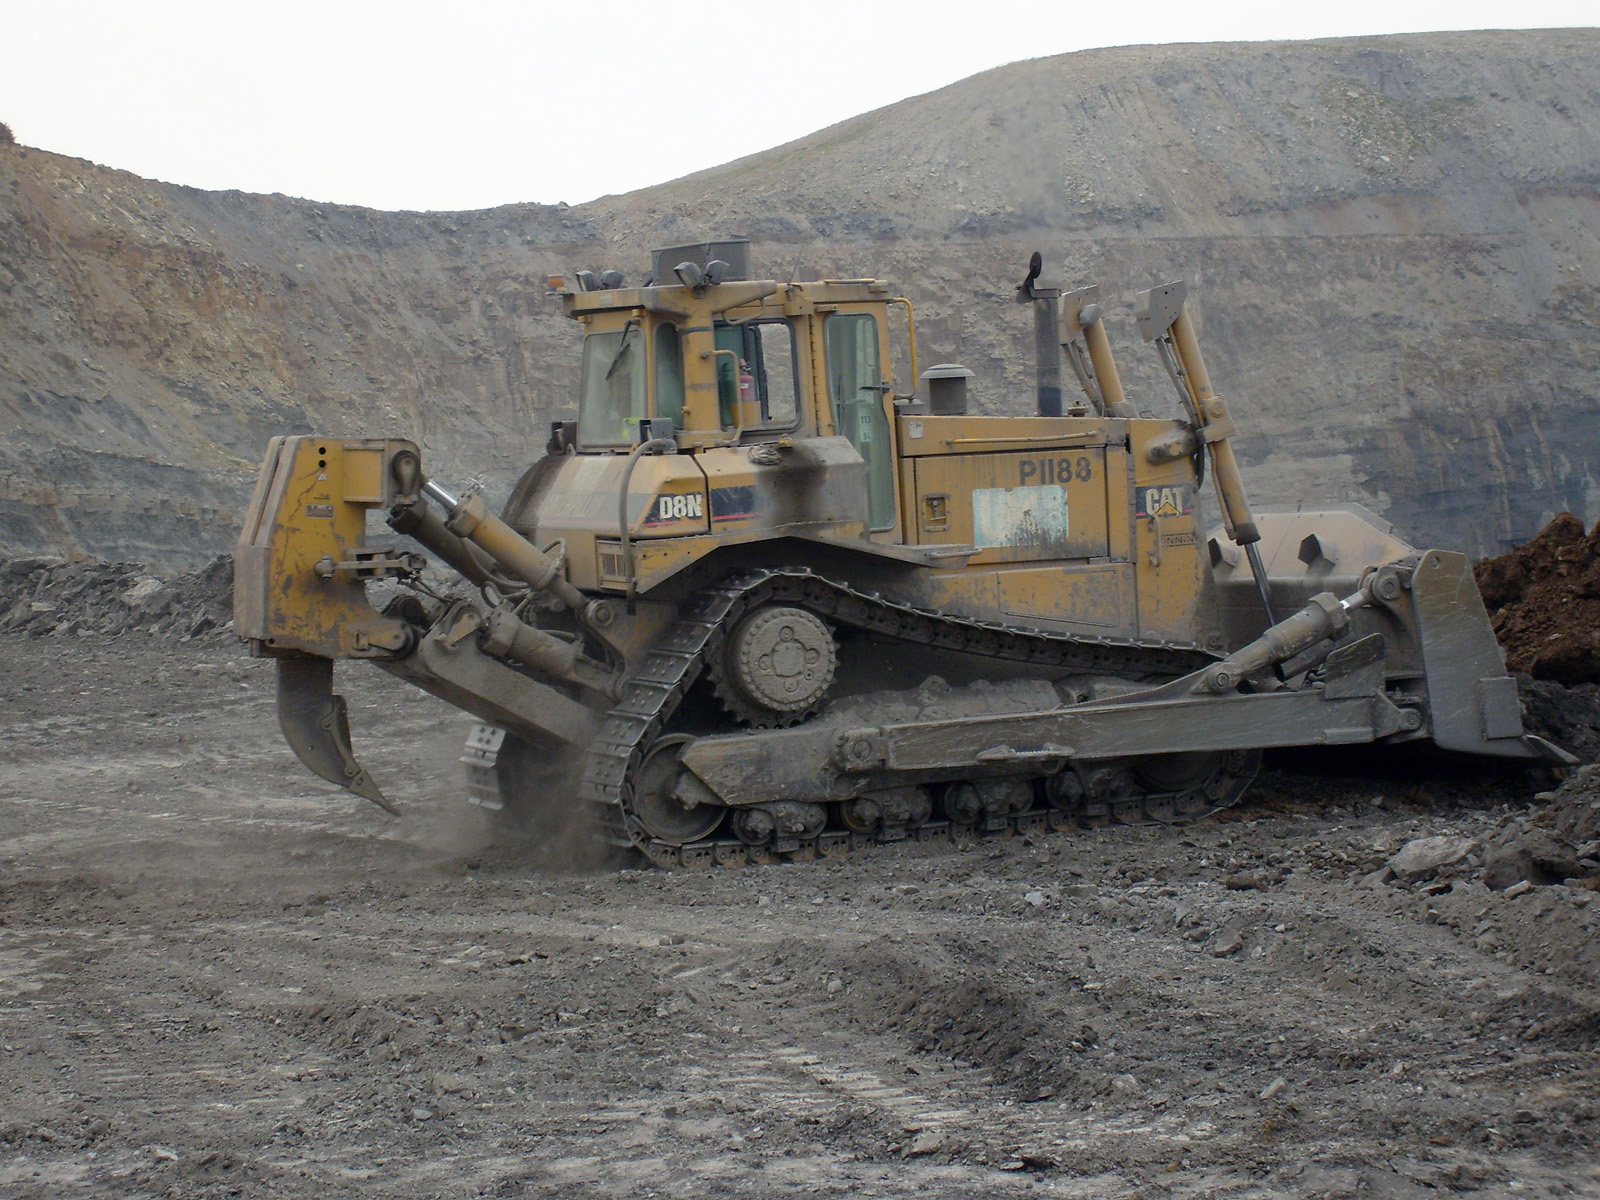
(570, 568, 1254, 869)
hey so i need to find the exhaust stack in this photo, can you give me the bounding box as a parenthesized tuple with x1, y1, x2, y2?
(1016, 252, 1063, 417)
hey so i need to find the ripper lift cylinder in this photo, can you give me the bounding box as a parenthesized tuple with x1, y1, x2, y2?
(1167, 308, 1259, 546)
(1165, 305, 1276, 622)
(1137, 282, 1275, 621)
(421, 480, 588, 612)
(479, 607, 587, 681)
(388, 497, 498, 589)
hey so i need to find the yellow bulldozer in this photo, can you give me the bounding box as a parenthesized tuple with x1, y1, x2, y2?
(235, 240, 1570, 867)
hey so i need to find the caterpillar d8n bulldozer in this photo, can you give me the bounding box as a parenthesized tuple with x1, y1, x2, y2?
(234, 240, 1570, 867)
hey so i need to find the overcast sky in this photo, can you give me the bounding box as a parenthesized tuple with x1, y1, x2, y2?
(4, 1, 1594, 213)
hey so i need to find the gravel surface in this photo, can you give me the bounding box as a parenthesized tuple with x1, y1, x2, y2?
(3, 636, 1599, 1198)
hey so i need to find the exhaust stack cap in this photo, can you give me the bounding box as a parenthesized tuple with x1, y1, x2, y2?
(652, 239, 751, 285)
(922, 363, 974, 415)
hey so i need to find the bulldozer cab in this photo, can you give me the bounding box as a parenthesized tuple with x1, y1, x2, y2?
(561, 246, 909, 544)
(536, 250, 1301, 655)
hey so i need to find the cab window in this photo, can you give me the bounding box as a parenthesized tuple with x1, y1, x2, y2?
(654, 322, 684, 429)
(757, 322, 798, 424)
(826, 312, 895, 530)
(577, 324, 644, 446)
(714, 319, 800, 431)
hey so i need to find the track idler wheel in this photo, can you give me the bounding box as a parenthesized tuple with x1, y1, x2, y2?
(1131, 751, 1228, 794)
(629, 735, 726, 846)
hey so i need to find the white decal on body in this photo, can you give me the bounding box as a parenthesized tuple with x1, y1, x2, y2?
(971, 485, 1069, 549)
(655, 493, 704, 522)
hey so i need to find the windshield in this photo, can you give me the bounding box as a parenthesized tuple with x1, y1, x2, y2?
(578, 326, 644, 446)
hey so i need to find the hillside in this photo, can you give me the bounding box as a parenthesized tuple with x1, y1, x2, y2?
(2, 29, 1598, 567)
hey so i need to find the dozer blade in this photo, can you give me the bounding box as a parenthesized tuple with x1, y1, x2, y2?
(276, 656, 398, 814)
(1410, 550, 1575, 764)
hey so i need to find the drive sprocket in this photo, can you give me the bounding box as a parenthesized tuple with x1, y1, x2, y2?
(708, 604, 837, 728)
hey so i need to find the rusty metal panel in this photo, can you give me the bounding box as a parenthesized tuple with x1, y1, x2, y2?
(997, 563, 1134, 632)
(911, 448, 1109, 563)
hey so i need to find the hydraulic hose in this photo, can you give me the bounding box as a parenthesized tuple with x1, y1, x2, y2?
(619, 438, 677, 612)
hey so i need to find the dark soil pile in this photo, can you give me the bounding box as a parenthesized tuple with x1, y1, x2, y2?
(1475, 512, 1600, 684)
(1517, 675, 1600, 764)
(0, 554, 234, 642)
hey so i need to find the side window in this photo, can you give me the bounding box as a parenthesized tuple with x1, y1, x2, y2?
(654, 323, 684, 428)
(714, 325, 743, 427)
(713, 320, 800, 430)
(754, 322, 797, 425)
(825, 312, 895, 531)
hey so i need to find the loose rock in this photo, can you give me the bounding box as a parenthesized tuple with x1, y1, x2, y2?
(1483, 830, 1581, 890)
(1388, 835, 1476, 880)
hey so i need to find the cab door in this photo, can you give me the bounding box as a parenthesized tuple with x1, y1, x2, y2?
(824, 310, 898, 534)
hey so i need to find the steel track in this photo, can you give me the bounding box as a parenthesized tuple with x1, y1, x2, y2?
(571, 568, 1257, 869)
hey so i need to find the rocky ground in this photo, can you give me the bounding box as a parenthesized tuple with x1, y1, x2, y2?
(0, 554, 235, 642)
(3, 595, 1600, 1196)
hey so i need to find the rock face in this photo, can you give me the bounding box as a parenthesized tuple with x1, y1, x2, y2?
(2, 30, 1598, 568)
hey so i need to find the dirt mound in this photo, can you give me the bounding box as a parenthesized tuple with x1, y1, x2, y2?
(1370, 761, 1600, 900)
(1516, 675, 1600, 764)
(0, 554, 234, 642)
(1546, 761, 1600, 848)
(1475, 512, 1600, 684)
